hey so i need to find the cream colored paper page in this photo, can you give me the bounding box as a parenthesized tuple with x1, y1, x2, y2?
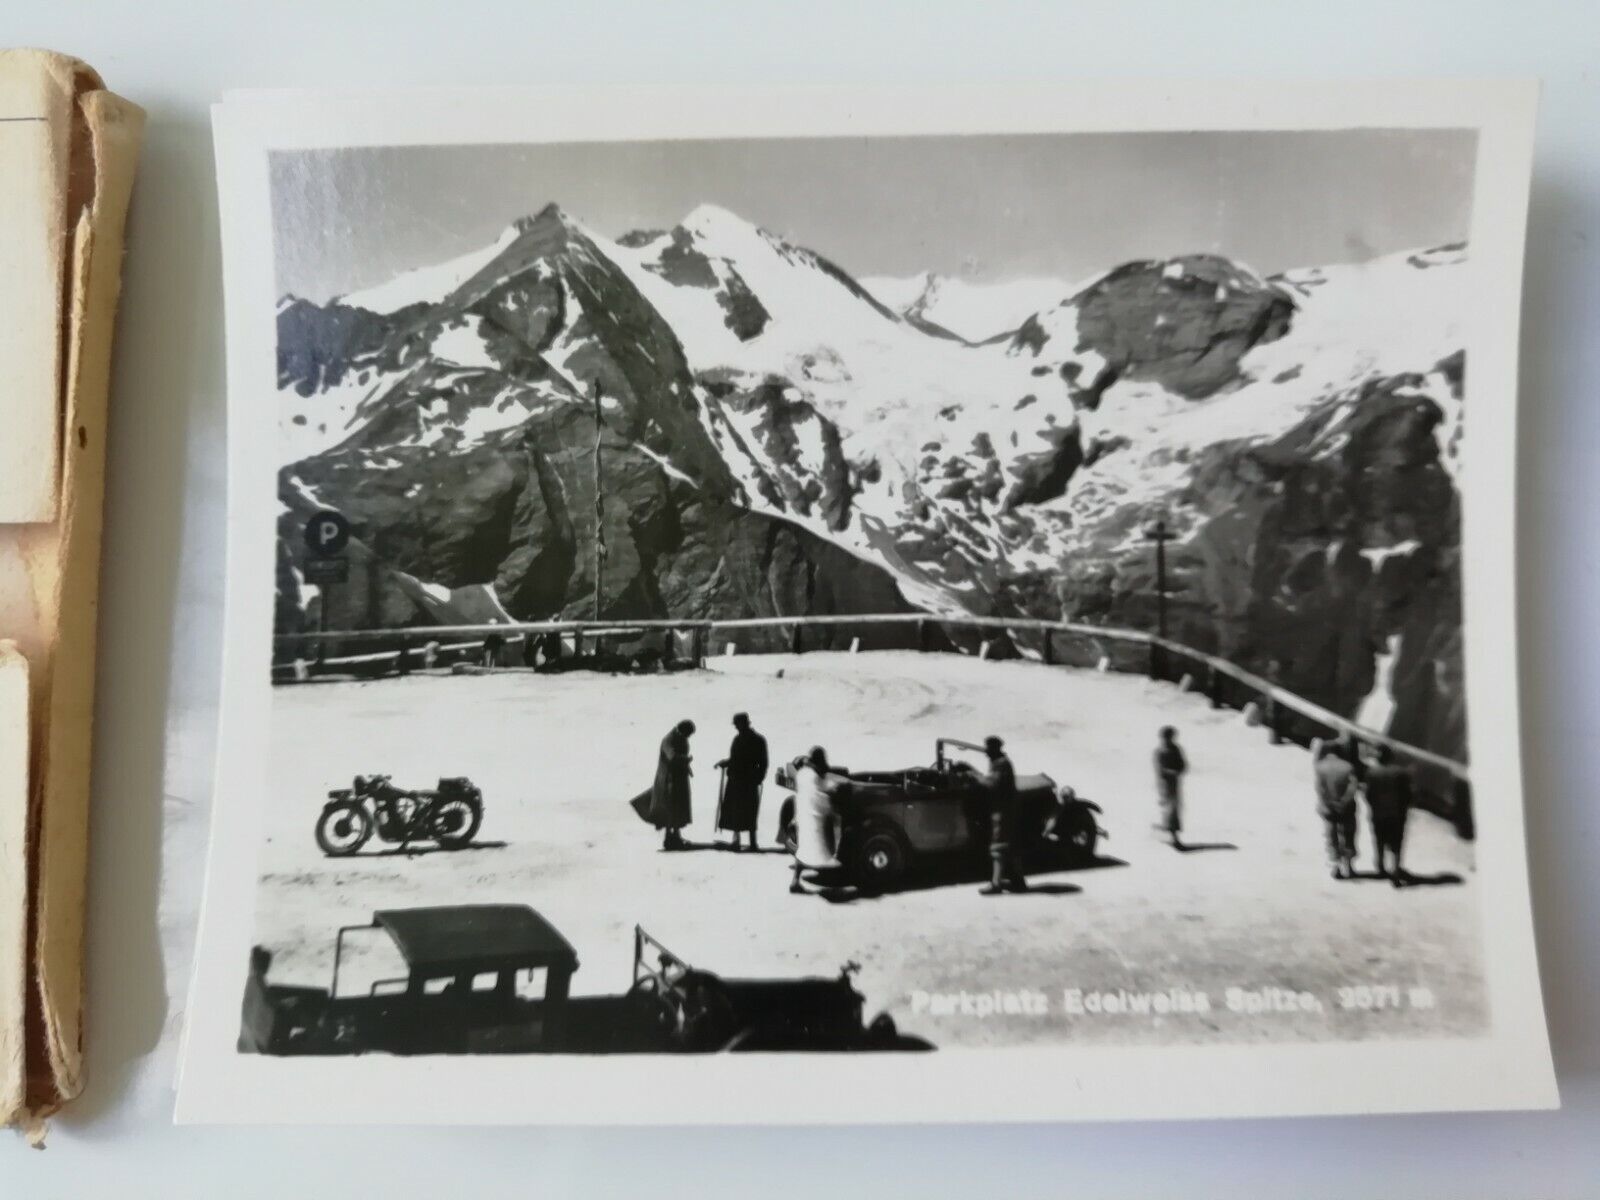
(27, 87, 143, 1116)
(0, 50, 80, 523)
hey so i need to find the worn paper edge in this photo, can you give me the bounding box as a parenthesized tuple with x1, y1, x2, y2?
(0, 50, 143, 1132)
(0, 644, 27, 1119)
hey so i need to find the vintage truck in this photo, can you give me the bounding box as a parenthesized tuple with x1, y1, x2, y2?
(239, 904, 929, 1056)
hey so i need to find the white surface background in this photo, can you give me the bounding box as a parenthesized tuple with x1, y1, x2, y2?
(1, 1, 1596, 1194)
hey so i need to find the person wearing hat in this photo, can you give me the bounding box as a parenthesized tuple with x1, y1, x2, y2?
(1313, 738, 1360, 879)
(630, 718, 696, 850)
(1363, 743, 1414, 885)
(979, 735, 1028, 895)
(715, 712, 769, 851)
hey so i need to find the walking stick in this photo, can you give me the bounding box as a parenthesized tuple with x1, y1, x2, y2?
(714, 762, 728, 835)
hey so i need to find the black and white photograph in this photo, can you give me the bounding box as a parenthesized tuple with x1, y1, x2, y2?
(178, 82, 1553, 1124)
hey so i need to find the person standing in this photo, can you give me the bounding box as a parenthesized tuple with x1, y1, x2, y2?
(790, 747, 844, 894)
(1153, 726, 1187, 849)
(631, 719, 695, 850)
(979, 735, 1028, 895)
(715, 712, 769, 851)
(1364, 744, 1415, 886)
(1314, 739, 1360, 879)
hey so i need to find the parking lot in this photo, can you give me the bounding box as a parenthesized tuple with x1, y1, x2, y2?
(255, 650, 1486, 1049)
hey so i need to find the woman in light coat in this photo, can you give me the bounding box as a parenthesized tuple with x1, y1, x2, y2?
(790, 746, 844, 893)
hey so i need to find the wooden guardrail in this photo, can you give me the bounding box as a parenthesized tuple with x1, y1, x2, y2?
(272, 612, 1467, 783)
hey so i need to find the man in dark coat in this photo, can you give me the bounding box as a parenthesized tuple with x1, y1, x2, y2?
(631, 719, 695, 849)
(715, 712, 769, 851)
(1364, 744, 1414, 886)
(979, 735, 1028, 895)
(1314, 739, 1360, 879)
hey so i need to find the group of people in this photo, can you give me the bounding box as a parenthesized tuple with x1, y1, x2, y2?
(638, 722, 1048, 898)
(1314, 735, 1416, 885)
(1153, 721, 1417, 884)
(630, 713, 770, 851)
(633, 710, 1420, 892)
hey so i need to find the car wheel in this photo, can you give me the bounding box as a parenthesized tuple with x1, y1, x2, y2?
(315, 800, 373, 857)
(430, 797, 482, 849)
(852, 827, 909, 893)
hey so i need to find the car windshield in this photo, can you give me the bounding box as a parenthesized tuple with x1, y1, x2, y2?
(635, 926, 692, 991)
(332, 925, 410, 998)
(941, 743, 985, 774)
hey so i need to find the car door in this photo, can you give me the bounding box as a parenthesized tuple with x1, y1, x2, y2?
(903, 780, 969, 852)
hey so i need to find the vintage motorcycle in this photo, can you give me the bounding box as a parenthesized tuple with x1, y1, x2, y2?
(314, 774, 485, 857)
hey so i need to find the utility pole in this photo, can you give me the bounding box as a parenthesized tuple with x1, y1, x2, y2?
(592, 381, 606, 622)
(1146, 516, 1171, 640)
(1144, 515, 1173, 678)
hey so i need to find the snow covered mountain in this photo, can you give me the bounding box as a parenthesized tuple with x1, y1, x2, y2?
(274, 204, 1469, 758)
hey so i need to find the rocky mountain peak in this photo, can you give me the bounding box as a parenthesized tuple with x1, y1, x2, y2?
(1008, 253, 1297, 405)
(505, 201, 596, 246)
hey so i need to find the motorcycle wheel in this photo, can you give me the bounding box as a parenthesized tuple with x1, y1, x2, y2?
(315, 801, 374, 857)
(430, 797, 483, 849)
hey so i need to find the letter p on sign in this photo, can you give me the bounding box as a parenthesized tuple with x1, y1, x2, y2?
(304, 509, 351, 557)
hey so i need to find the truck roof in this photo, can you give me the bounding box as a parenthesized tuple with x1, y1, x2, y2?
(373, 905, 579, 976)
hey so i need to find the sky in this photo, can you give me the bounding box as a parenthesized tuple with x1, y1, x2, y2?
(270, 129, 1477, 303)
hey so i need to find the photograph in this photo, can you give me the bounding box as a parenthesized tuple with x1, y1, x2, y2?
(177, 83, 1553, 1124)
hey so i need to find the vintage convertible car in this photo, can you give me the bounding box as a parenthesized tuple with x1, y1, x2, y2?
(238, 904, 930, 1056)
(775, 737, 1105, 892)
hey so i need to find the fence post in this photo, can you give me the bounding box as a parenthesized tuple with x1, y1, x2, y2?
(1208, 662, 1221, 709)
(572, 630, 584, 660)
(1042, 629, 1054, 666)
(791, 623, 803, 655)
(917, 619, 930, 653)
(1264, 694, 1282, 744)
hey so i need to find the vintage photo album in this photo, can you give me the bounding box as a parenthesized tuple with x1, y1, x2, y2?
(176, 82, 1556, 1123)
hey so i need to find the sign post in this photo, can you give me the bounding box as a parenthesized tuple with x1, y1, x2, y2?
(303, 510, 352, 658)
